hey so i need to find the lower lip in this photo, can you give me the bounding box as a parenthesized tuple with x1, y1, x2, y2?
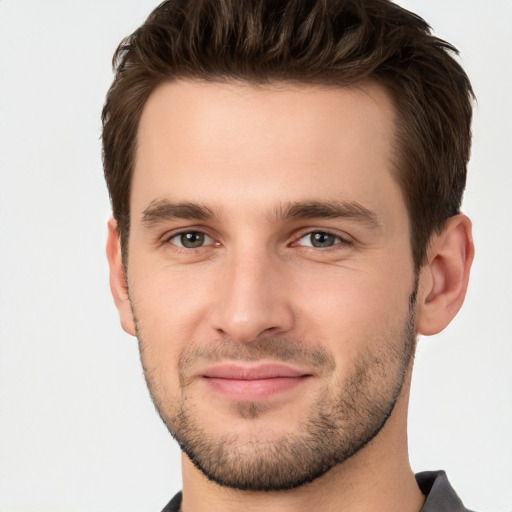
(204, 376, 309, 400)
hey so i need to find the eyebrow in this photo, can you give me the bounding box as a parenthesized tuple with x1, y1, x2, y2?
(272, 200, 381, 228)
(141, 199, 215, 227)
(141, 198, 380, 229)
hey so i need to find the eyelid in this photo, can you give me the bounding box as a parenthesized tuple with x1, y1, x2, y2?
(292, 229, 353, 248)
(157, 226, 353, 251)
(161, 227, 218, 248)
(171, 231, 213, 247)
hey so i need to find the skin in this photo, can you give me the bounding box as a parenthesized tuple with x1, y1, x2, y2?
(107, 80, 474, 512)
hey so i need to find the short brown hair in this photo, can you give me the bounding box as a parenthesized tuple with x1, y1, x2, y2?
(102, 0, 474, 268)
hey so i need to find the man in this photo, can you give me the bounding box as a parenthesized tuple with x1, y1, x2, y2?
(102, 0, 475, 510)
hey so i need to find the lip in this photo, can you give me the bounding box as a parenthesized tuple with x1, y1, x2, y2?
(201, 363, 312, 400)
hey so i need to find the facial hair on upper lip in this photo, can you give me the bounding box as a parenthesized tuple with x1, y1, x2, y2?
(176, 335, 337, 388)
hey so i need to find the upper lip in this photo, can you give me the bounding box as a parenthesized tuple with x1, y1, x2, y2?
(201, 363, 310, 380)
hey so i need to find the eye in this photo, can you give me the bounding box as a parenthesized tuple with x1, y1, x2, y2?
(167, 231, 214, 249)
(296, 231, 347, 249)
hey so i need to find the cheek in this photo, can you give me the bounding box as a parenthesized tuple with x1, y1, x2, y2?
(130, 261, 234, 353)
(130, 258, 212, 325)
(292, 265, 413, 358)
(127, 265, 213, 384)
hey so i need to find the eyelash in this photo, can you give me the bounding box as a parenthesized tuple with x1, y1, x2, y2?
(163, 230, 216, 251)
(293, 230, 353, 250)
(162, 228, 352, 254)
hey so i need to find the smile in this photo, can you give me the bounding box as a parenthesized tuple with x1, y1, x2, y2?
(201, 363, 313, 400)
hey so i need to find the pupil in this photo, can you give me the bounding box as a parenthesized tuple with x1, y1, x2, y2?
(181, 232, 204, 248)
(312, 232, 335, 248)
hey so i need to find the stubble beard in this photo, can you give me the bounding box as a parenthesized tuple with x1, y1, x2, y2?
(134, 285, 418, 492)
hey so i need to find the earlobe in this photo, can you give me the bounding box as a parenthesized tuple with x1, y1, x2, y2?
(416, 214, 474, 336)
(106, 218, 136, 336)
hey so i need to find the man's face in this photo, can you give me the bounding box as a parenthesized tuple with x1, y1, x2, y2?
(122, 80, 418, 490)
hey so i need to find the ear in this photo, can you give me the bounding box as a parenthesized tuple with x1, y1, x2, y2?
(416, 214, 474, 336)
(106, 218, 136, 336)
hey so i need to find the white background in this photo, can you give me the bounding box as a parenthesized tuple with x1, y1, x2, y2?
(0, 1, 510, 511)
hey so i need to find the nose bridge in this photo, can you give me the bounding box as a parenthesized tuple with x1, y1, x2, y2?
(212, 242, 293, 342)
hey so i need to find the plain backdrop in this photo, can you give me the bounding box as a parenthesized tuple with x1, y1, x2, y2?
(0, 1, 511, 511)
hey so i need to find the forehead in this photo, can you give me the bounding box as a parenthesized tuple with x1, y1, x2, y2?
(132, 79, 401, 221)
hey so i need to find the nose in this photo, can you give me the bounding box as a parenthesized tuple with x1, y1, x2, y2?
(211, 248, 295, 343)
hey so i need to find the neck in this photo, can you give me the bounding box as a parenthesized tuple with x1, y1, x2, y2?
(180, 371, 424, 512)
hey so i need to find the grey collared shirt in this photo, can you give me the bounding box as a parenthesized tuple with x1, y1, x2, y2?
(161, 470, 475, 511)
(417, 471, 475, 512)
